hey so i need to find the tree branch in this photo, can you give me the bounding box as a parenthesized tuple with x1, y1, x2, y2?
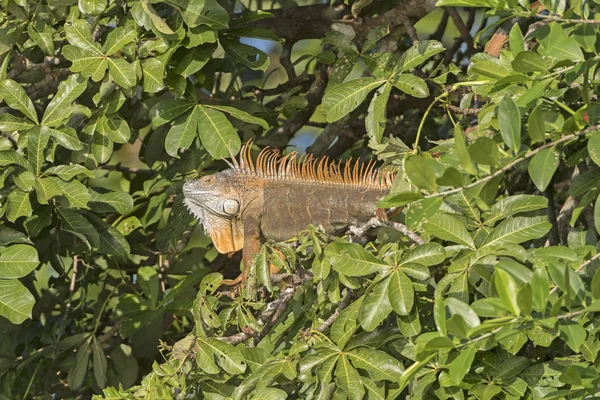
(421, 125, 600, 202)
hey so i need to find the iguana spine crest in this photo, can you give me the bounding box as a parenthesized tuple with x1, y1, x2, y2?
(226, 140, 395, 189)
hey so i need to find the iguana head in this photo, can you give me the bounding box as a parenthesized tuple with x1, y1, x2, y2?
(183, 170, 245, 254)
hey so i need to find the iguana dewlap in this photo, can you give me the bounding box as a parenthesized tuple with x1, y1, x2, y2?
(183, 141, 395, 285)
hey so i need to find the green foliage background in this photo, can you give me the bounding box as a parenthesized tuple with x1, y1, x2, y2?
(1, 0, 600, 398)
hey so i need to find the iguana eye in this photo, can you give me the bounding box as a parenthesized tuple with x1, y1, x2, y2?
(221, 199, 239, 215)
(200, 176, 215, 186)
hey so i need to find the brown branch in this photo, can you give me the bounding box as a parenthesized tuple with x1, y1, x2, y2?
(306, 115, 349, 157)
(316, 291, 354, 333)
(216, 270, 312, 345)
(27, 68, 71, 101)
(447, 7, 476, 54)
(235, 4, 349, 42)
(430, 10, 450, 41)
(98, 164, 156, 175)
(244, 73, 313, 99)
(348, 216, 425, 245)
(446, 104, 481, 116)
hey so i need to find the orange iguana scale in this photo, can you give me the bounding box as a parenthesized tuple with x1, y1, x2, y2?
(183, 140, 395, 285)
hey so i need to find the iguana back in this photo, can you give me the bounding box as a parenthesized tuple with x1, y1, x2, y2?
(183, 141, 395, 284)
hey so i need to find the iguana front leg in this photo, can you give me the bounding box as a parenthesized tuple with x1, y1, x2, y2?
(221, 215, 261, 286)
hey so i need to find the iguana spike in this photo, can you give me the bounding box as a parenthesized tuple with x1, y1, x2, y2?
(227, 140, 241, 170)
(229, 140, 395, 189)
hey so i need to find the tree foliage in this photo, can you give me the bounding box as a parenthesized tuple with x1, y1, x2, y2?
(1, 0, 600, 399)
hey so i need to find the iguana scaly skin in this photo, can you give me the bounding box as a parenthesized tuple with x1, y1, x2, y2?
(183, 141, 395, 285)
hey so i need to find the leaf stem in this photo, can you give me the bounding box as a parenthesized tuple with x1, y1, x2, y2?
(414, 92, 449, 151)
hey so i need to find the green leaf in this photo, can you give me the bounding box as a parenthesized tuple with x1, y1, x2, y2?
(423, 214, 475, 248)
(377, 191, 423, 208)
(399, 40, 445, 72)
(498, 96, 521, 153)
(27, 125, 50, 176)
(84, 213, 130, 257)
(100, 115, 131, 144)
(528, 148, 559, 191)
(508, 23, 524, 54)
(28, 21, 55, 56)
(34, 177, 63, 204)
(449, 346, 476, 385)
(62, 45, 106, 80)
(321, 78, 385, 123)
(64, 19, 102, 54)
(393, 74, 429, 98)
(570, 169, 600, 196)
(528, 104, 546, 144)
(485, 195, 547, 226)
(165, 108, 200, 157)
(0, 79, 38, 123)
(0, 227, 31, 246)
(138, 266, 159, 307)
(173, 45, 213, 76)
(512, 51, 547, 73)
(404, 155, 438, 192)
(559, 321, 587, 352)
(48, 127, 84, 151)
(7, 189, 32, 222)
(46, 165, 94, 181)
(104, 26, 137, 56)
(0, 114, 36, 132)
(359, 277, 393, 331)
(89, 190, 134, 214)
(588, 131, 600, 167)
(204, 104, 269, 130)
(468, 137, 501, 166)
(196, 105, 241, 159)
(326, 242, 388, 277)
(388, 269, 414, 316)
(166, 0, 229, 29)
(79, 0, 107, 15)
(14, 170, 35, 192)
(89, 342, 107, 390)
(220, 38, 270, 71)
(494, 268, 520, 315)
(347, 348, 403, 381)
(199, 338, 246, 374)
(42, 74, 88, 127)
(68, 338, 91, 390)
(481, 216, 551, 248)
(141, 58, 165, 93)
(401, 242, 446, 266)
(406, 197, 443, 229)
(0, 244, 40, 279)
(537, 24, 584, 62)
(365, 83, 391, 143)
(107, 58, 136, 88)
(454, 124, 477, 174)
(56, 179, 91, 209)
(335, 355, 364, 400)
(56, 207, 100, 249)
(150, 99, 196, 127)
(0, 279, 35, 324)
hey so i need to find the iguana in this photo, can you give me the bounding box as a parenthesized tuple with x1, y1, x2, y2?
(183, 141, 395, 285)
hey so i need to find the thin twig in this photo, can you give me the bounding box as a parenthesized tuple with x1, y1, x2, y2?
(316, 291, 355, 333)
(348, 217, 425, 245)
(422, 125, 600, 202)
(446, 104, 480, 116)
(98, 164, 155, 175)
(65, 256, 79, 315)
